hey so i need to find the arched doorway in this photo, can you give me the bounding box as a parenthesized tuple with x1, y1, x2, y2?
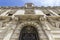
(19, 25, 39, 40)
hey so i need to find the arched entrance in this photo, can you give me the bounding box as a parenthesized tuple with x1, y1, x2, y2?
(19, 25, 39, 40)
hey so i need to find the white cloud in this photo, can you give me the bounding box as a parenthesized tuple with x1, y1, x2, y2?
(22, 0, 60, 6)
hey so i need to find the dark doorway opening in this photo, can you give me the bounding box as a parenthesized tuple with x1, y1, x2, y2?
(19, 26, 39, 40)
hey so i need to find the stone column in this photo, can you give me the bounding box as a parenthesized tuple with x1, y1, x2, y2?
(39, 16, 55, 40)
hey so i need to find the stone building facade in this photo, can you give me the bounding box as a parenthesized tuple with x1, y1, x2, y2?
(0, 3, 60, 40)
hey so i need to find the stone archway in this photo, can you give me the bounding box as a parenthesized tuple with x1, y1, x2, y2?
(18, 21, 42, 40)
(19, 25, 39, 40)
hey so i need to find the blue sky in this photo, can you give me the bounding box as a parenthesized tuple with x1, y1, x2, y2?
(0, 0, 60, 6)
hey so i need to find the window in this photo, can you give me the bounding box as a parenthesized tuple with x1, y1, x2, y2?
(46, 14, 51, 16)
(8, 14, 13, 16)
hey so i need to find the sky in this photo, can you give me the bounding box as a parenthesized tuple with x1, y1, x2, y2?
(0, 0, 60, 6)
